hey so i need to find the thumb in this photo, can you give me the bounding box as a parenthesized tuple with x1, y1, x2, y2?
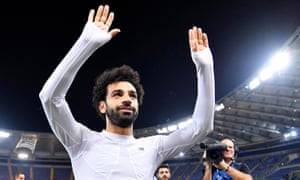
(110, 28, 121, 37)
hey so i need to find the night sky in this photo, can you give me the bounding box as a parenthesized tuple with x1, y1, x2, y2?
(0, 0, 300, 133)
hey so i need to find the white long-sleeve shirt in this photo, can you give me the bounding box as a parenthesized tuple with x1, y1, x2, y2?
(39, 21, 215, 180)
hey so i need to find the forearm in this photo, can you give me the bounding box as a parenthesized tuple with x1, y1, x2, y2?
(159, 48, 215, 159)
(191, 48, 215, 138)
(39, 22, 111, 144)
(202, 165, 212, 180)
(39, 22, 111, 102)
(217, 161, 253, 180)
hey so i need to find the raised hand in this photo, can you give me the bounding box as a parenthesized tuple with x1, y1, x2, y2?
(88, 5, 120, 37)
(189, 26, 209, 52)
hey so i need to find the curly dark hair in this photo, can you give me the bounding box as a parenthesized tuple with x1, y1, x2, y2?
(92, 65, 144, 120)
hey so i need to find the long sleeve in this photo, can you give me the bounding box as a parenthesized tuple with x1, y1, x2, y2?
(39, 22, 112, 147)
(157, 48, 215, 161)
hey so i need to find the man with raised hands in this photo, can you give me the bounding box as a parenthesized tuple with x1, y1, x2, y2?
(39, 4, 215, 179)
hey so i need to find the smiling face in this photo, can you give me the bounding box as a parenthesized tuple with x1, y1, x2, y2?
(221, 139, 235, 160)
(99, 81, 139, 128)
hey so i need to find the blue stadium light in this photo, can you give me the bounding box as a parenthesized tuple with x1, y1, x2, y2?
(290, 130, 297, 137)
(15, 134, 38, 160)
(248, 78, 260, 90)
(167, 125, 177, 132)
(269, 51, 290, 72)
(215, 103, 225, 111)
(179, 152, 184, 157)
(0, 131, 10, 138)
(284, 130, 298, 139)
(156, 127, 168, 134)
(156, 118, 192, 134)
(246, 50, 290, 90)
(258, 67, 273, 81)
(18, 152, 29, 159)
(178, 118, 192, 129)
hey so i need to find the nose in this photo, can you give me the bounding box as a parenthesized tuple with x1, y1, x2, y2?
(122, 99, 131, 106)
(122, 94, 132, 105)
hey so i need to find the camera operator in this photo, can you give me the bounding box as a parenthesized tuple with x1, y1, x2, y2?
(202, 138, 252, 180)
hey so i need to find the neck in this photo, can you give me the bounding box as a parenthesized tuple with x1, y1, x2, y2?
(106, 120, 133, 135)
(224, 158, 233, 164)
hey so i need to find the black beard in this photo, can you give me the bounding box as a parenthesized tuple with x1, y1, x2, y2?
(106, 105, 138, 128)
(159, 177, 169, 180)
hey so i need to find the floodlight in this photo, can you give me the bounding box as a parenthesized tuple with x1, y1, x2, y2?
(15, 134, 38, 159)
(269, 51, 290, 72)
(0, 131, 10, 138)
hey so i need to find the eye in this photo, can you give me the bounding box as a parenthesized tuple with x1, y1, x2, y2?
(130, 94, 137, 98)
(129, 92, 137, 99)
(112, 91, 122, 97)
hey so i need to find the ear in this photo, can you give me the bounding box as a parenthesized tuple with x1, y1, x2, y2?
(99, 101, 106, 113)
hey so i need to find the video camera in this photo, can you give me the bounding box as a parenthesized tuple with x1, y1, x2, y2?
(200, 142, 227, 164)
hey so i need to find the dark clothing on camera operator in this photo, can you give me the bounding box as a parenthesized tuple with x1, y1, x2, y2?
(205, 161, 250, 180)
(202, 139, 252, 180)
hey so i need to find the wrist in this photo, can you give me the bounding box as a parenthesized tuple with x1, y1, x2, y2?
(222, 165, 230, 172)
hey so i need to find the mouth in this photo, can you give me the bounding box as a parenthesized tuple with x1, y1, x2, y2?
(118, 106, 134, 113)
(119, 109, 133, 113)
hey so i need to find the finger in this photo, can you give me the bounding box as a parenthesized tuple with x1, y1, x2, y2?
(100, 5, 110, 23)
(197, 27, 203, 45)
(190, 27, 197, 43)
(203, 150, 207, 156)
(193, 27, 200, 46)
(105, 12, 114, 28)
(188, 29, 193, 48)
(193, 26, 197, 39)
(88, 9, 95, 22)
(110, 28, 121, 37)
(203, 33, 209, 47)
(95, 5, 104, 22)
(189, 29, 197, 51)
